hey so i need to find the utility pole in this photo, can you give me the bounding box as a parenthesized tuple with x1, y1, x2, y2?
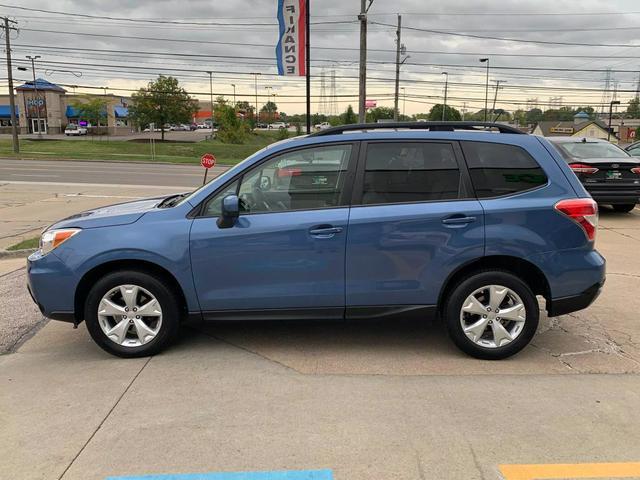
(401, 87, 406, 118)
(480, 58, 489, 122)
(491, 79, 506, 121)
(26, 55, 42, 137)
(358, 0, 373, 123)
(230, 84, 236, 107)
(265, 86, 273, 126)
(206, 71, 214, 130)
(393, 14, 402, 121)
(3, 16, 19, 153)
(442, 72, 449, 121)
(608, 100, 621, 141)
(252, 72, 261, 126)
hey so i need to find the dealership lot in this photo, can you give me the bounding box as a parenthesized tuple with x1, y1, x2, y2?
(1, 206, 639, 479)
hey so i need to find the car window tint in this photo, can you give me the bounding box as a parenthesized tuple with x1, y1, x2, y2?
(202, 180, 239, 217)
(461, 141, 547, 198)
(361, 142, 460, 205)
(237, 144, 352, 214)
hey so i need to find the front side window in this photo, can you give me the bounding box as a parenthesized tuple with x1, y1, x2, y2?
(202, 180, 239, 217)
(461, 141, 548, 198)
(235, 144, 352, 214)
(361, 142, 461, 205)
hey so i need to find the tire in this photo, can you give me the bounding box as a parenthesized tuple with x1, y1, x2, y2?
(444, 270, 539, 360)
(612, 204, 636, 213)
(84, 270, 181, 358)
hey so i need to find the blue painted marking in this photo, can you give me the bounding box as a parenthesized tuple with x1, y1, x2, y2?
(106, 469, 333, 480)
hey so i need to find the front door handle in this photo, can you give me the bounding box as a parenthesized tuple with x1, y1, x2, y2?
(309, 225, 343, 238)
(442, 216, 476, 225)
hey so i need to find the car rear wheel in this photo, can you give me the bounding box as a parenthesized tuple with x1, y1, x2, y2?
(84, 270, 180, 358)
(444, 271, 539, 360)
(612, 204, 636, 213)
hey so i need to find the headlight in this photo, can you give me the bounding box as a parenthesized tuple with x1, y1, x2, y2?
(40, 228, 81, 255)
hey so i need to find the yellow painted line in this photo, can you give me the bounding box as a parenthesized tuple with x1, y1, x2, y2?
(500, 462, 640, 480)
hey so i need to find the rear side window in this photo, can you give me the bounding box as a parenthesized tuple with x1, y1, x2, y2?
(461, 141, 547, 198)
(361, 142, 461, 205)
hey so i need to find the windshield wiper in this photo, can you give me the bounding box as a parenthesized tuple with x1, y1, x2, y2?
(157, 192, 190, 208)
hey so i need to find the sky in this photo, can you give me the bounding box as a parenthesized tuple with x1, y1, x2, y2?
(3, 0, 640, 116)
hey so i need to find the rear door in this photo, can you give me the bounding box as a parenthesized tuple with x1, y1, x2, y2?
(345, 140, 485, 310)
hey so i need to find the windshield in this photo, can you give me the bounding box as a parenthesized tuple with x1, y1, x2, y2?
(555, 141, 630, 159)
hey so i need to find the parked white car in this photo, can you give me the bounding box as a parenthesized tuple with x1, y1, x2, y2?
(269, 122, 287, 129)
(64, 124, 88, 136)
(314, 122, 331, 130)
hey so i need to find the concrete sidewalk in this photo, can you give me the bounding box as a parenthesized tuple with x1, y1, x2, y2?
(2, 206, 640, 480)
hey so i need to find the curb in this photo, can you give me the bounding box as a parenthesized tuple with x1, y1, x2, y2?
(0, 248, 37, 259)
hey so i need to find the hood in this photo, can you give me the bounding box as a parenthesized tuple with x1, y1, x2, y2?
(48, 196, 169, 230)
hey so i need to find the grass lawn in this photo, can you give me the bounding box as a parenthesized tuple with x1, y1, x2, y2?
(0, 131, 285, 165)
(7, 237, 39, 251)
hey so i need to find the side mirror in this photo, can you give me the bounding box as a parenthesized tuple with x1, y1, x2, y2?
(217, 194, 239, 229)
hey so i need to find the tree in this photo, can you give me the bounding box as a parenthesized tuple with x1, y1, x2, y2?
(70, 96, 108, 130)
(368, 106, 395, 123)
(627, 98, 640, 119)
(341, 105, 357, 125)
(260, 101, 278, 123)
(428, 104, 462, 121)
(235, 101, 255, 120)
(215, 102, 248, 144)
(129, 75, 198, 140)
(525, 108, 543, 125)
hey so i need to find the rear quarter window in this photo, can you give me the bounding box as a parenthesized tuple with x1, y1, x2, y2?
(461, 141, 548, 198)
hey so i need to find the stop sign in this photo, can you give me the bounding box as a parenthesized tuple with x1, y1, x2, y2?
(201, 153, 216, 169)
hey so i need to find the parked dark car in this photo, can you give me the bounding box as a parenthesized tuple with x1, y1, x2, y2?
(548, 137, 640, 213)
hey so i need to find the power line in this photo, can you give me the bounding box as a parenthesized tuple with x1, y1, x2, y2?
(371, 21, 640, 48)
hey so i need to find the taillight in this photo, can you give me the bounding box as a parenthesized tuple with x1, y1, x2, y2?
(554, 198, 598, 242)
(569, 163, 599, 174)
(631, 167, 640, 174)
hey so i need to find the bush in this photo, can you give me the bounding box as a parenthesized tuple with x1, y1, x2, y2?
(215, 103, 247, 144)
(276, 128, 289, 141)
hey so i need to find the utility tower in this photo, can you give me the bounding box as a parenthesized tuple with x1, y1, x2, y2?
(328, 70, 338, 117)
(599, 68, 612, 114)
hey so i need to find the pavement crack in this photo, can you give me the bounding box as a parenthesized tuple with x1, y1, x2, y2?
(188, 325, 304, 375)
(57, 356, 152, 480)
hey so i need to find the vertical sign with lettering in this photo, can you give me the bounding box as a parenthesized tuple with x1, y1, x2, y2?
(276, 0, 307, 76)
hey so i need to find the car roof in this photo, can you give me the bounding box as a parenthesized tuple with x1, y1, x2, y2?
(546, 136, 609, 143)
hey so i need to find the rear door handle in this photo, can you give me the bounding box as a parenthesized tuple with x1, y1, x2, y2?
(442, 216, 476, 225)
(309, 225, 343, 238)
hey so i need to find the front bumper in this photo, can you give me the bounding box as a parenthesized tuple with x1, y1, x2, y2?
(548, 279, 605, 317)
(27, 250, 77, 323)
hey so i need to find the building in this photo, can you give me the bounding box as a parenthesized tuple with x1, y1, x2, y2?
(532, 111, 615, 142)
(0, 78, 131, 135)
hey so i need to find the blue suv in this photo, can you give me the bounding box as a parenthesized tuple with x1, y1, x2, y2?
(27, 122, 606, 359)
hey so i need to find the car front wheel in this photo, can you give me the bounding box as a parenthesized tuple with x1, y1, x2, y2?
(84, 270, 181, 358)
(444, 271, 539, 360)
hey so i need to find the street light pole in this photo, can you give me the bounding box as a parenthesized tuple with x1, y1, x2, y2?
(26, 55, 42, 136)
(608, 100, 621, 141)
(207, 71, 214, 130)
(480, 58, 489, 122)
(252, 72, 261, 126)
(231, 84, 236, 107)
(265, 86, 272, 126)
(441, 72, 448, 121)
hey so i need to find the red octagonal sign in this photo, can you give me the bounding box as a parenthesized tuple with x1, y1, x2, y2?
(201, 153, 216, 169)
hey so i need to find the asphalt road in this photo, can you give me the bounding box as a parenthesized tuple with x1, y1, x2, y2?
(0, 158, 229, 188)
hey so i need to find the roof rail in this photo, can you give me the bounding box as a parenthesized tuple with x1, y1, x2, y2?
(310, 121, 526, 137)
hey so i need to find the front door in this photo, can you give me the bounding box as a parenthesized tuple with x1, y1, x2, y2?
(190, 143, 357, 318)
(30, 119, 47, 134)
(346, 141, 485, 309)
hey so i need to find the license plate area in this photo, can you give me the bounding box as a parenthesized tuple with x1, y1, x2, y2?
(606, 170, 622, 180)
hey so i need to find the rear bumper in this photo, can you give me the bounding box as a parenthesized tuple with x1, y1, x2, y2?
(548, 280, 604, 317)
(584, 185, 640, 204)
